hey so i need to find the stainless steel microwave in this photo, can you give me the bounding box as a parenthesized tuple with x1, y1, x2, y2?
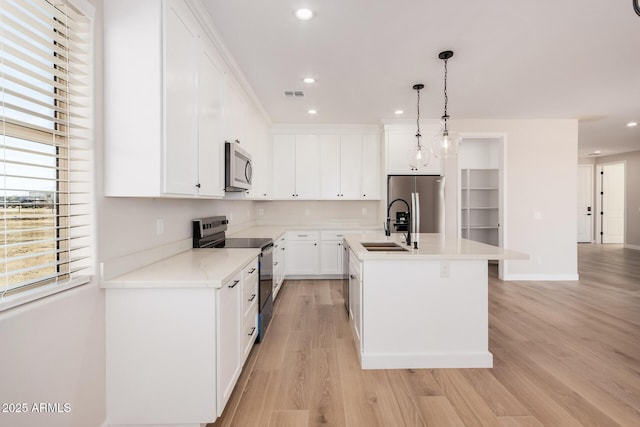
(225, 141, 253, 191)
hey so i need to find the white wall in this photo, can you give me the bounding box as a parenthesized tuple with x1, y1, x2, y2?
(452, 119, 579, 280)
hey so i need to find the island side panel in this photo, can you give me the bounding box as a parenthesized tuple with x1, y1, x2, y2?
(360, 259, 492, 369)
(106, 288, 217, 424)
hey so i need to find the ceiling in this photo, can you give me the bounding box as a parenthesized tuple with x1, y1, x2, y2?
(202, 0, 640, 157)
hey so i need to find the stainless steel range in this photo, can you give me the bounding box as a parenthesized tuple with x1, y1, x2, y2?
(192, 216, 273, 343)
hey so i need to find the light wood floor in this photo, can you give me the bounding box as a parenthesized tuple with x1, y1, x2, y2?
(210, 244, 640, 426)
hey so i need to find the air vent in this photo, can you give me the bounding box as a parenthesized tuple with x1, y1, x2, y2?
(283, 90, 305, 97)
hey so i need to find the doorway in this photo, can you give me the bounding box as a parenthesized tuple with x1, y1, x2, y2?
(596, 162, 625, 244)
(577, 164, 594, 243)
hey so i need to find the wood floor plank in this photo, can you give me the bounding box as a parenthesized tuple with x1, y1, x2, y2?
(213, 245, 640, 427)
(432, 369, 502, 427)
(268, 410, 309, 427)
(415, 396, 466, 427)
(497, 416, 544, 427)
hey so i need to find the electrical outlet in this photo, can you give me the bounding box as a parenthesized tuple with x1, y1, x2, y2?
(156, 218, 164, 236)
(440, 261, 450, 278)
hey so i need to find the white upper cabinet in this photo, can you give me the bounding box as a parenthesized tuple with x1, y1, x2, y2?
(244, 104, 271, 199)
(164, 0, 199, 195)
(104, 0, 262, 199)
(272, 134, 320, 199)
(385, 127, 442, 175)
(361, 134, 381, 199)
(277, 129, 381, 201)
(197, 34, 226, 197)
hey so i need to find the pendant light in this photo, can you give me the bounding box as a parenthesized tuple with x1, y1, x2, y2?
(408, 83, 431, 170)
(432, 50, 460, 159)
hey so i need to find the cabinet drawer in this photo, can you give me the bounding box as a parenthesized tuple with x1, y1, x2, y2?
(243, 277, 258, 316)
(242, 259, 259, 280)
(320, 230, 359, 240)
(242, 303, 258, 360)
(287, 231, 319, 241)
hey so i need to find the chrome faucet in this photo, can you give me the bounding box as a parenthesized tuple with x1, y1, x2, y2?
(386, 198, 411, 246)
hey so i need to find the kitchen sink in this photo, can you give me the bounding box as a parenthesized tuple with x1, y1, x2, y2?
(361, 242, 409, 252)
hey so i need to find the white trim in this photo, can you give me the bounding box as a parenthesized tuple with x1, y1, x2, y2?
(502, 274, 579, 281)
(0, 276, 92, 312)
(625, 243, 640, 251)
(577, 164, 595, 243)
(360, 351, 493, 369)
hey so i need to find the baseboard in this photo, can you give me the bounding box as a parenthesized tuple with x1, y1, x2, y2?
(502, 273, 579, 281)
(360, 351, 493, 369)
(624, 243, 640, 251)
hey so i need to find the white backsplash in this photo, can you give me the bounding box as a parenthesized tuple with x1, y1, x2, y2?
(254, 200, 382, 228)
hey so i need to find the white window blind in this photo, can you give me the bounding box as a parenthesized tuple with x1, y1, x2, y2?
(0, 0, 93, 304)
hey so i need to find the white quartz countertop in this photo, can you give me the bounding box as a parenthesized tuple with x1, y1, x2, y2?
(100, 248, 260, 289)
(345, 232, 528, 261)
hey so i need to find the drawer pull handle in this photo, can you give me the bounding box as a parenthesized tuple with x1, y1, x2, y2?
(229, 280, 239, 288)
(248, 268, 256, 274)
(249, 327, 256, 336)
(298, 234, 308, 237)
(248, 294, 256, 302)
(350, 275, 355, 279)
(274, 261, 279, 266)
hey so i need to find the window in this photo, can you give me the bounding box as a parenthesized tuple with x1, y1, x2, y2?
(1, 0, 94, 309)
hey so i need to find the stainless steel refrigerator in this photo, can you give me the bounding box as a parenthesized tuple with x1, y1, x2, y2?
(387, 175, 445, 234)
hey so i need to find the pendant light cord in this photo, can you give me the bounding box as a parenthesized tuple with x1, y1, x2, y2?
(416, 87, 422, 146)
(442, 57, 449, 133)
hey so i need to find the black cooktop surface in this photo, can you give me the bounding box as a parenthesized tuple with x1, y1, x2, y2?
(223, 237, 273, 249)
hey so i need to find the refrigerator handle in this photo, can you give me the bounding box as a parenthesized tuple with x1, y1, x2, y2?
(411, 192, 420, 241)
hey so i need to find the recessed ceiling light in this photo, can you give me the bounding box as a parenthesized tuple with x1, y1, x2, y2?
(594, 150, 601, 154)
(303, 77, 315, 84)
(394, 110, 404, 115)
(295, 8, 314, 20)
(307, 109, 317, 115)
(626, 121, 638, 127)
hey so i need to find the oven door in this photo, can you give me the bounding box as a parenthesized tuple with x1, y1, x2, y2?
(225, 141, 253, 191)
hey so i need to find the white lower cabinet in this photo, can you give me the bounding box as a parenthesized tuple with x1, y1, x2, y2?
(216, 271, 242, 414)
(320, 230, 349, 275)
(105, 255, 259, 425)
(285, 230, 375, 278)
(349, 250, 362, 346)
(273, 234, 286, 298)
(286, 231, 320, 275)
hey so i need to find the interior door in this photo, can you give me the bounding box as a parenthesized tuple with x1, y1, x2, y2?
(576, 165, 594, 243)
(600, 163, 625, 244)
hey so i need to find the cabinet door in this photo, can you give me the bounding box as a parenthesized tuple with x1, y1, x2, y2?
(287, 240, 319, 275)
(244, 106, 271, 199)
(164, 0, 199, 195)
(197, 36, 225, 197)
(339, 135, 363, 199)
(294, 135, 320, 199)
(216, 273, 241, 414)
(361, 134, 380, 199)
(272, 135, 296, 198)
(224, 77, 248, 145)
(320, 240, 343, 275)
(320, 135, 341, 199)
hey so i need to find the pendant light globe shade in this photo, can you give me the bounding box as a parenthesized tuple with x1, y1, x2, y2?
(408, 137, 431, 169)
(432, 128, 460, 159)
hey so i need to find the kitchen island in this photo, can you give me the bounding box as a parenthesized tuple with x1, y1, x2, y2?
(343, 232, 527, 369)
